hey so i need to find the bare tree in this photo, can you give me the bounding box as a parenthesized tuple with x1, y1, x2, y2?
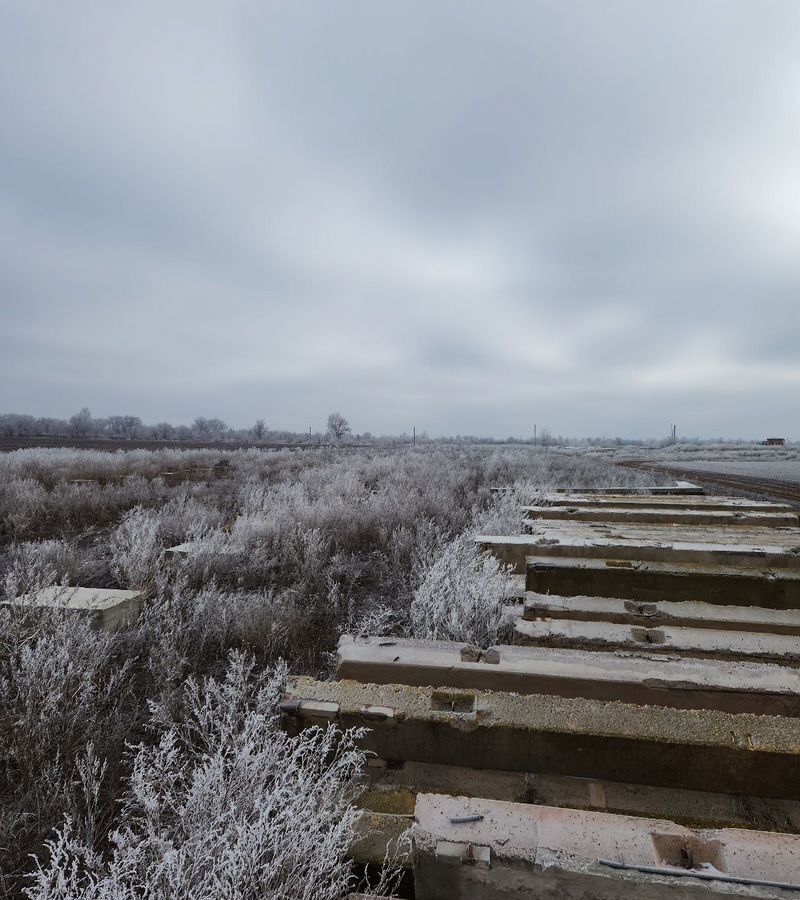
(252, 419, 266, 441)
(193, 417, 227, 439)
(69, 407, 93, 437)
(326, 412, 351, 442)
(153, 421, 175, 440)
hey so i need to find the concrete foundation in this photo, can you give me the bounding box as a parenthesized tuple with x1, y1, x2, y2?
(479, 522, 800, 572)
(523, 591, 800, 634)
(282, 676, 800, 799)
(523, 505, 799, 527)
(514, 617, 800, 667)
(526, 555, 800, 609)
(413, 794, 800, 899)
(361, 760, 800, 832)
(538, 493, 794, 513)
(548, 482, 705, 495)
(337, 635, 800, 716)
(8, 586, 144, 629)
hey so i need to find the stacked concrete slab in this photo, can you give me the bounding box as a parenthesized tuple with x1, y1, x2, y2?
(282, 484, 800, 896)
(4, 586, 144, 629)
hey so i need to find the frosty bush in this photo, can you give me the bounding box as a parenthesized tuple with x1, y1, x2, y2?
(1, 539, 87, 593)
(25, 652, 391, 900)
(0, 607, 133, 887)
(410, 534, 513, 647)
(0, 442, 650, 894)
(110, 506, 162, 591)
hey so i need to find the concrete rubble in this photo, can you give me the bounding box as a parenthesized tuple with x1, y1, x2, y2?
(514, 616, 800, 667)
(6, 585, 144, 629)
(360, 759, 800, 832)
(525, 554, 800, 608)
(523, 503, 799, 527)
(283, 487, 800, 895)
(523, 589, 800, 631)
(478, 522, 800, 572)
(537, 492, 795, 512)
(282, 675, 800, 797)
(337, 634, 800, 715)
(413, 793, 800, 898)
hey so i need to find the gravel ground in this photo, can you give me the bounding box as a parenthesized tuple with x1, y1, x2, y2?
(664, 459, 800, 484)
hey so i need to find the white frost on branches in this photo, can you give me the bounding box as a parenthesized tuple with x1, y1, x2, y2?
(410, 534, 513, 647)
(26, 652, 384, 900)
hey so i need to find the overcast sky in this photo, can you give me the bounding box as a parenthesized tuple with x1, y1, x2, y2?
(2, 2, 799, 439)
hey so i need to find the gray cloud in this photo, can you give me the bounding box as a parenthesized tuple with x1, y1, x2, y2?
(2, 0, 799, 438)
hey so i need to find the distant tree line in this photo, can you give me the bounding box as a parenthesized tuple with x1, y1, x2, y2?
(0, 409, 790, 447)
(0, 409, 332, 443)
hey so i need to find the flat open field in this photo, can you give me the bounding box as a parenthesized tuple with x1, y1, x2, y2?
(1, 445, 657, 896)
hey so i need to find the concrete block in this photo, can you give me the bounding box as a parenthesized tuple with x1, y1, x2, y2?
(413, 794, 800, 899)
(349, 809, 412, 867)
(523, 504, 798, 527)
(163, 541, 239, 561)
(360, 760, 800, 832)
(7, 586, 144, 629)
(523, 591, 800, 634)
(514, 616, 800, 667)
(538, 493, 794, 513)
(163, 541, 195, 559)
(337, 635, 800, 716)
(526, 554, 800, 609)
(282, 676, 800, 798)
(480, 521, 800, 571)
(547, 483, 705, 495)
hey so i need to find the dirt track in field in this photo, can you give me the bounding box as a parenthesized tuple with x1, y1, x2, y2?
(622, 461, 800, 508)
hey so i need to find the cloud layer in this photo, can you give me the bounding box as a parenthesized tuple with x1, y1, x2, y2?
(2, 1, 800, 438)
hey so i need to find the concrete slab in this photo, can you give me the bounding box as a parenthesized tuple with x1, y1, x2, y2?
(514, 616, 800, 667)
(523, 591, 800, 634)
(413, 794, 800, 899)
(361, 760, 800, 832)
(479, 521, 800, 572)
(337, 635, 800, 715)
(538, 493, 794, 513)
(163, 541, 239, 560)
(526, 554, 800, 609)
(282, 676, 800, 798)
(7, 586, 144, 629)
(163, 541, 203, 559)
(548, 483, 705, 495)
(523, 505, 799, 527)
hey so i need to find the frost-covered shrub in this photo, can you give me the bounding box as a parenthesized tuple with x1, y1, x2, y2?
(0, 606, 134, 886)
(135, 576, 316, 713)
(0, 478, 49, 540)
(110, 506, 163, 591)
(0, 442, 651, 894)
(1, 539, 87, 592)
(410, 534, 513, 647)
(25, 653, 395, 900)
(155, 492, 224, 546)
